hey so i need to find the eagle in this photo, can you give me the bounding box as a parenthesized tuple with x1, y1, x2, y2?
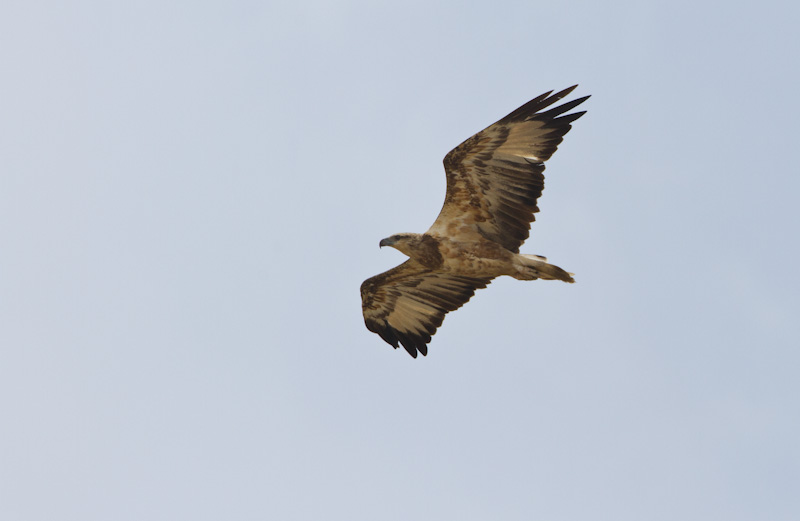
(361, 86, 588, 358)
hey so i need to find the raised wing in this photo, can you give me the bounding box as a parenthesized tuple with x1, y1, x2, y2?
(427, 86, 589, 253)
(360, 260, 491, 358)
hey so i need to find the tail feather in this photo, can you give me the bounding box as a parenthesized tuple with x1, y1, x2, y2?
(518, 254, 575, 283)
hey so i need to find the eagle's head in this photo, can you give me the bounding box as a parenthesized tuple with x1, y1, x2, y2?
(379, 233, 421, 256)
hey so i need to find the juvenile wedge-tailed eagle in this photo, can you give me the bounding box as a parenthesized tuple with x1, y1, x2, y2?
(361, 86, 588, 357)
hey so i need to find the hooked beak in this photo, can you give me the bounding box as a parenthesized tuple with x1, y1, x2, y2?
(379, 237, 393, 248)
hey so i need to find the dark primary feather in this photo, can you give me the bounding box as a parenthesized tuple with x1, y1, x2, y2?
(428, 85, 589, 253)
(360, 260, 490, 358)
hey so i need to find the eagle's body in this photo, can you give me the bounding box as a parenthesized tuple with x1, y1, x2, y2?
(361, 86, 588, 357)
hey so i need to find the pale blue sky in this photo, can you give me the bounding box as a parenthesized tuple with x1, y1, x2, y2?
(2, 1, 799, 520)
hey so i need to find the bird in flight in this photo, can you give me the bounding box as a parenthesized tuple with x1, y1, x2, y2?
(361, 86, 589, 357)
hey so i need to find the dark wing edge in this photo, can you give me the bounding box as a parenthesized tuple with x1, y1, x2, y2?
(360, 260, 491, 358)
(430, 86, 589, 253)
(496, 85, 589, 130)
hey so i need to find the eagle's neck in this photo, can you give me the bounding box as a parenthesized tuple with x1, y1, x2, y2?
(395, 233, 443, 269)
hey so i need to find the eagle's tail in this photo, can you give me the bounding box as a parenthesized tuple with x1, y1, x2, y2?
(516, 254, 575, 283)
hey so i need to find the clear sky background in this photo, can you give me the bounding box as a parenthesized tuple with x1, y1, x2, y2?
(2, 1, 799, 520)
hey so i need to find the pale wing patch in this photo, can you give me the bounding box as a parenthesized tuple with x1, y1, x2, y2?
(493, 120, 550, 161)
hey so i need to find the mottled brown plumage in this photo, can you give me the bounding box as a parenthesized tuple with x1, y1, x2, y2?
(361, 86, 588, 357)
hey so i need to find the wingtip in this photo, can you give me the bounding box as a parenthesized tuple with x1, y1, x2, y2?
(551, 86, 593, 106)
(551, 85, 578, 100)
